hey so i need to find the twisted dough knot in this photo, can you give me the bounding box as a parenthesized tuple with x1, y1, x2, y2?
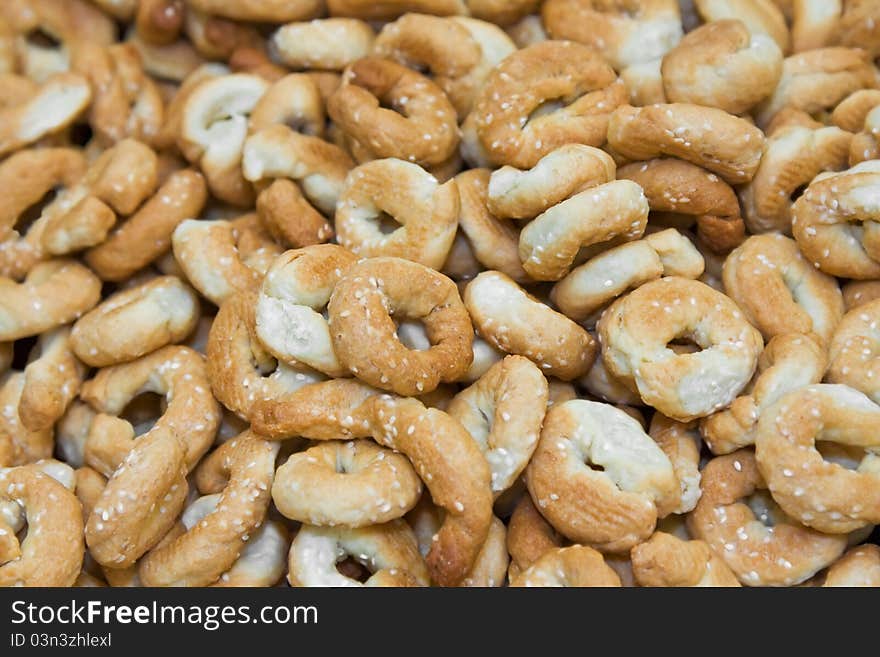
(827, 299, 880, 404)
(526, 399, 679, 553)
(372, 14, 515, 118)
(791, 160, 880, 279)
(172, 213, 282, 307)
(542, 0, 683, 70)
(722, 234, 844, 344)
(328, 257, 474, 395)
(179, 73, 270, 206)
(598, 277, 764, 421)
(464, 270, 597, 380)
(138, 432, 278, 586)
(662, 19, 782, 114)
(334, 159, 458, 269)
(255, 245, 358, 378)
(0, 463, 83, 586)
(328, 57, 459, 167)
(756, 384, 880, 534)
(607, 103, 766, 184)
(207, 287, 327, 420)
(700, 333, 827, 454)
(688, 450, 847, 586)
(741, 123, 852, 234)
(466, 40, 627, 169)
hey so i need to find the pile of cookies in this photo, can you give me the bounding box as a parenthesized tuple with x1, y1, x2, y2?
(2, 0, 880, 587)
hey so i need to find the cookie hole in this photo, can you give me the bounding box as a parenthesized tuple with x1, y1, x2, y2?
(14, 188, 57, 236)
(11, 336, 39, 371)
(587, 462, 605, 473)
(396, 319, 431, 351)
(790, 183, 808, 203)
(666, 337, 702, 354)
(25, 29, 61, 49)
(120, 392, 165, 437)
(526, 98, 565, 125)
(336, 557, 371, 582)
(816, 441, 864, 471)
(371, 211, 401, 235)
(746, 490, 785, 527)
(69, 123, 93, 147)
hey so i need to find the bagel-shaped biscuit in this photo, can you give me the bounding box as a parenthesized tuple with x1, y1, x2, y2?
(740, 124, 851, 234)
(688, 450, 847, 585)
(270, 19, 374, 72)
(334, 159, 458, 270)
(467, 40, 627, 168)
(792, 161, 880, 280)
(756, 47, 877, 127)
(172, 214, 283, 307)
(755, 384, 880, 534)
(526, 400, 679, 553)
(138, 433, 278, 586)
(694, 0, 790, 52)
(455, 168, 528, 282)
(288, 520, 429, 587)
(598, 277, 764, 421)
(552, 228, 705, 324)
(722, 234, 844, 343)
(327, 57, 459, 167)
(0, 464, 84, 586)
(616, 158, 744, 253)
(447, 355, 548, 496)
(823, 545, 880, 587)
(79, 346, 220, 476)
(272, 440, 422, 527)
(0, 260, 101, 342)
(487, 144, 617, 222)
(328, 257, 473, 396)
